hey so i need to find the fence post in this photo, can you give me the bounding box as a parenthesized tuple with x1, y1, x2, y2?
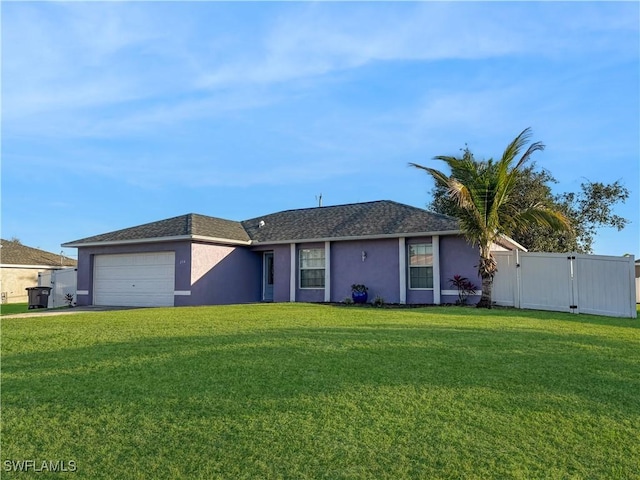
(569, 254, 579, 315)
(515, 250, 521, 309)
(628, 256, 637, 319)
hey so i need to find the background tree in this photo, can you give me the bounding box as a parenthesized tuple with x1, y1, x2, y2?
(553, 181, 629, 254)
(411, 128, 571, 308)
(429, 158, 629, 253)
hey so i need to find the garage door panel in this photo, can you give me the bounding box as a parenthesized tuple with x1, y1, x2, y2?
(95, 292, 175, 307)
(94, 278, 174, 291)
(94, 265, 174, 281)
(93, 252, 175, 307)
(95, 253, 174, 267)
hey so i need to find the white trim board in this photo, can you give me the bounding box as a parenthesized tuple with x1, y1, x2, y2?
(324, 241, 331, 302)
(441, 290, 482, 296)
(398, 238, 406, 304)
(432, 235, 441, 305)
(289, 244, 296, 302)
(254, 230, 463, 246)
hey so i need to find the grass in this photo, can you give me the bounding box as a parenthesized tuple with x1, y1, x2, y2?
(2, 304, 639, 479)
(0, 303, 29, 316)
(1, 303, 73, 316)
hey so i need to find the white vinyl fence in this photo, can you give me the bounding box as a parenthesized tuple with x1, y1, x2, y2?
(38, 268, 77, 308)
(493, 252, 636, 318)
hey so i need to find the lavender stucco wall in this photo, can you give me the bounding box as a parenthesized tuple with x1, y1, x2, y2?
(439, 235, 481, 304)
(331, 239, 400, 303)
(74, 233, 485, 307)
(254, 235, 477, 305)
(187, 242, 261, 306)
(75, 241, 191, 306)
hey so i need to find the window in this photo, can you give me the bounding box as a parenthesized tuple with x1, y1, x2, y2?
(409, 243, 433, 289)
(300, 248, 325, 288)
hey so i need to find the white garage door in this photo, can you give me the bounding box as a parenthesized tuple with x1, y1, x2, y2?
(94, 252, 175, 307)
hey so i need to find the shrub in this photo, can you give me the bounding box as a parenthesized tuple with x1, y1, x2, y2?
(448, 275, 478, 305)
(64, 293, 75, 307)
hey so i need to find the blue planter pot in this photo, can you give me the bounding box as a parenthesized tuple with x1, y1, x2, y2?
(352, 291, 368, 304)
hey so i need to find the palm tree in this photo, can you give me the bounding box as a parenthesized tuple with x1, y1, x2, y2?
(410, 128, 571, 308)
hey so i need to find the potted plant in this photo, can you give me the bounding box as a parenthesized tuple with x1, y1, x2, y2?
(351, 284, 368, 304)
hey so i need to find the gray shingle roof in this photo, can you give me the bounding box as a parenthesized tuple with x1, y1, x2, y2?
(63, 201, 459, 247)
(1, 239, 77, 266)
(63, 214, 251, 246)
(242, 200, 459, 243)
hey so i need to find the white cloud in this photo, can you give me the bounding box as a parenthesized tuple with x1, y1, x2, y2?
(3, 3, 189, 121)
(194, 2, 638, 91)
(195, 3, 523, 90)
(4, 1, 636, 139)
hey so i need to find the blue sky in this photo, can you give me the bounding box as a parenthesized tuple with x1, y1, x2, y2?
(2, 1, 639, 258)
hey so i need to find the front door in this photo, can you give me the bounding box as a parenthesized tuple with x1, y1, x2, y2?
(263, 252, 274, 302)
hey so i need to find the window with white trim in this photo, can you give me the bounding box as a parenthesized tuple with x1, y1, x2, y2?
(300, 248, 325, 288)
(408, 243, 433, 289)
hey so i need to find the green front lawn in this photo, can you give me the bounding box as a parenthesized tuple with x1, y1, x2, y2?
(0, 303, 29, 316)
(2, 304, 639, 479)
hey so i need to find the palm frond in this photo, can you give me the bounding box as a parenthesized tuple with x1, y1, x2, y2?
(408, 163, 450, 187)
(410, 161, 479, 215)
(501, 128, 532, 167)
(447, 178, 474, 209)
(412, 127, 568, 251)
(513, 205, 572, 233)
(514, 140, 545, 171)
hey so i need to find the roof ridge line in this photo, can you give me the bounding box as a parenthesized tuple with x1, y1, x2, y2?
(243, 199, 396, 220)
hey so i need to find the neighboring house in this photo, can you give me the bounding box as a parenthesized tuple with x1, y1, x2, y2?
(0, 239, 77, 303)
(62, 200, 524, 308)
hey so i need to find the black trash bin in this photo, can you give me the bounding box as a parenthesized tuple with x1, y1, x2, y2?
(26, 287, 52, 309)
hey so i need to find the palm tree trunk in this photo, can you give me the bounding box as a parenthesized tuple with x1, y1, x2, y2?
(476, 244, 496, 309)
(477, 274, 493, 308)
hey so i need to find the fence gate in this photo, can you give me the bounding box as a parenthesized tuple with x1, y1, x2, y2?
(38, 268, 77, 308)
(492, 252, 636, 318)
(492, 251, 520, 308)
(519, 253, 577, 314)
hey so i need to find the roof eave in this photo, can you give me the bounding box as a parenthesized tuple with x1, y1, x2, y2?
(251, 230, 463, 246)
(62, 230, 464, 248)
(62, 234, 252, 248)
(496, 234, 528, 252)
(191, 235, 251, 246)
